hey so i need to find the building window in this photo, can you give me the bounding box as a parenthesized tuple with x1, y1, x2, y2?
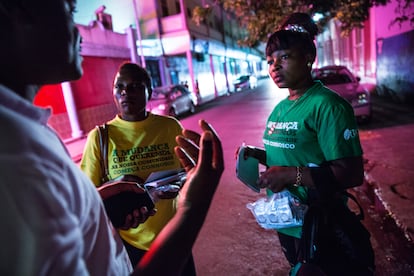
(175, 0, 181, 13)
(160, 0, 169, 17)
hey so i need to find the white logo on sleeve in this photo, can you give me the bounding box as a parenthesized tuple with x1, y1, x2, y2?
(343, 128, 358, 140)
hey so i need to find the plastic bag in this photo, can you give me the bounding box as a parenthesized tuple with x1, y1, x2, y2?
(246, 189, 308, 230)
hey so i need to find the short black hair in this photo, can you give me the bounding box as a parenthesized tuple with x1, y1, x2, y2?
(118, 62, 153, 98)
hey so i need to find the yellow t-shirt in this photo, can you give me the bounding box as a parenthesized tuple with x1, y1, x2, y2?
(80, 113, 183, 250)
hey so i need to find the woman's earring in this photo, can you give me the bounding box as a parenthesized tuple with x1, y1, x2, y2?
(307, 62, 312, 68)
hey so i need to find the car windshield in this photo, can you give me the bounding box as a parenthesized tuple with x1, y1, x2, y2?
(236, 76, 249, 82)
(313, 69, 353, 85)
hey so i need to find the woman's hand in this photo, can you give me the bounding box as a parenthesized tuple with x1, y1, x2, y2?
(120, 206, 157, 230)
(174, 119, 224, 210)
(257, 166, 294, 193)
(133, 120, 224, 275)
(97, 176, 157, 230)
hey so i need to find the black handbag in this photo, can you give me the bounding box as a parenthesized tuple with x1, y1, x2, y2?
(296, 191, 375, 276)
(95, 124, 154, 228)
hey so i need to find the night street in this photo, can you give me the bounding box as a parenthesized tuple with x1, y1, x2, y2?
(177, 78, 414, 275)
(3, 0, 413, 274)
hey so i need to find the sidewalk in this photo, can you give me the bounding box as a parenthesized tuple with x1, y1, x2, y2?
(64, 122, 414, 244)
(359, 123, 414, 243)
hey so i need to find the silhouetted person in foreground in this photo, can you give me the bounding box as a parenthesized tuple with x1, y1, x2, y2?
(0, 0, 223, 274)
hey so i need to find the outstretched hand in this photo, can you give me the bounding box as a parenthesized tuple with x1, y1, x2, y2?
(133, 120, 224, 275)
(174, 119, 224, 210)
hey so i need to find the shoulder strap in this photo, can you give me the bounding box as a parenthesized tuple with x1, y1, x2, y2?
(96, 124, 110, 183)
(342, 191, 364, 220)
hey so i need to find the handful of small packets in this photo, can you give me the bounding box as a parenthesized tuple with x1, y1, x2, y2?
(246, 189, 308, 230)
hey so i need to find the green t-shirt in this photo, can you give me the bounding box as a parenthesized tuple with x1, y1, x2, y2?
(263, 81, 363, 238)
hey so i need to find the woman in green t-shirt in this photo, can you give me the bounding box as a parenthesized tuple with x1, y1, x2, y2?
(243, 13, 374, 275)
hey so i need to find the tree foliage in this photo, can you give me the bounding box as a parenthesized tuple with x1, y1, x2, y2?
(192, 0, 414, 47)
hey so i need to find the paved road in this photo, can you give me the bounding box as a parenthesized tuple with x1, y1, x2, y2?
(180, 80, 291, 275)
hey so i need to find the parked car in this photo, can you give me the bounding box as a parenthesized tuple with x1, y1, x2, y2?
(312, 65, 372, 123)
(147, 84, 197, 117)
(233, 75, 258, 92)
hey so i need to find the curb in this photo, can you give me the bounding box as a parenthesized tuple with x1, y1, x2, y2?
(363, 168, 414, 245)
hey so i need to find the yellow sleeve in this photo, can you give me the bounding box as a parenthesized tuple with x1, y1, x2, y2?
(80, 128, 104, 187)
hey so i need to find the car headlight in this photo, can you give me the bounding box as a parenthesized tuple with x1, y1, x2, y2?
(353, 93, 369, 105)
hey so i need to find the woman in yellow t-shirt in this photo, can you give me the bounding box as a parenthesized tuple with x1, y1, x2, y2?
(81, 62, 196, 275)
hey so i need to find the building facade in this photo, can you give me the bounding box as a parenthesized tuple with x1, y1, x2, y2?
(315, 0, 413, 102)
(35, 0, 413, 141)
(135, 0, 265, 102)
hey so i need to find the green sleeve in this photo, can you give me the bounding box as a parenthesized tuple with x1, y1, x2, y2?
(316, 97, 362, 161)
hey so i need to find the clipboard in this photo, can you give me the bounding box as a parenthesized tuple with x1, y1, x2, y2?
(236, 146, 260, 192)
